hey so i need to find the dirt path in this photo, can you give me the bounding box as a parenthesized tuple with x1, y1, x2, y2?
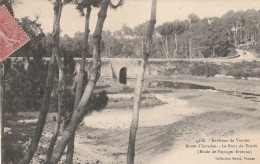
(236, 49, 257, 60)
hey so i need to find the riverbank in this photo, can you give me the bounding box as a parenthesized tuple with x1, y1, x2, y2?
(72, 89, 260, 163)
(3, 76, 260, 163)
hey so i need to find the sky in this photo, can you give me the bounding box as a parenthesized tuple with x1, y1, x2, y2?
(13, 0, 260, 37)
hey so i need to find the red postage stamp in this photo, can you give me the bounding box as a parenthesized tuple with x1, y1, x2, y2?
(0, 5, 30, 61)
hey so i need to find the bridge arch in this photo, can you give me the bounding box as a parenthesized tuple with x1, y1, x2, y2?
(119, 67, 127, 84)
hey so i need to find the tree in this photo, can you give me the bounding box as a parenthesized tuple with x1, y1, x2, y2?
(65, 0, 94, 163)
(134, 22, 150, 57)
(127, 0, 157, 164)
(172, 20, 186, 58)
(134, 21, 149, 38)
(188, 13, 200, 58)
(122, 24, 134, 38)
(102, 30, 114, 56)
(157, 22, 172, 58)
(19, 0, 65, 163)
(113, 29, 123, 38)
(188, 13, 200, 24)
(65, 0, 124, 162)
(243, 9, 260, 45)
(48, 0, 123, 163)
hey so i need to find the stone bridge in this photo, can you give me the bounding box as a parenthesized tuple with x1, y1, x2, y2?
(75, 58, 142, 85)
(74, 56, 260, 85)
(10, 56, 260, 85)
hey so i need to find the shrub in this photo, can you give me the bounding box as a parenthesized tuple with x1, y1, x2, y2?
(163, 68, 175, 76)
(4, 57, 48, 113)
(226, 68, 260, 79)
(89, 90, 109, 112)
(225, 61, 260, 79)
(161, 60, 191, 76)
(2, 136, 24, 163)
(190, 62, 220, 77)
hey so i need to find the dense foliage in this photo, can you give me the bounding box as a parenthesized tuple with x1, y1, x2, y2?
(13, 9, 260, 59)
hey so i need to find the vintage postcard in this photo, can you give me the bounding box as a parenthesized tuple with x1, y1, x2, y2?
(1, 0, 260, 163)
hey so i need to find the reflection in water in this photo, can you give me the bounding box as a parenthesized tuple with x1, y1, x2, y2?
(147, 81, 216, 90)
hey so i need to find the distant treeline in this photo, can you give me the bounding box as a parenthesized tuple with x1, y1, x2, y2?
(13, 9, 260, 58)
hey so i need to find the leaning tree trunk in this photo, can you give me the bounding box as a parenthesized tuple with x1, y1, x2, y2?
(48, 1, 110, 163)
(46, 1, 64, 162)
(127, 0, 157, 164)
(18, 1, 63, 164)
(66, 5, 92, 164)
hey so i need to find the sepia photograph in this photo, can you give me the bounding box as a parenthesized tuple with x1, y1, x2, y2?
(1, 0, 260, 163)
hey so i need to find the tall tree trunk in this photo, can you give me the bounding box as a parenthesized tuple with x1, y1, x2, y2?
(174, 34, 178, 58)
(165, 36, 169, 57)
(233, 31, 237, 47)
(235, 22, 238, 46)
(20, 51, 56, 164)
(212, 46, 215, 58)
(1, 0, 12, 162)
(48, 1, 110, 163)
(66, 5, 92, 164)
(185, 46, 188, 58)
(252, 33, 256, 45)
(46, 1, 64, 161)
(189, 38, 192, 59)
(0, 62, 4, 164)
(240, 27, 243, 43)
(18, 1, 62, 164)
(46, 47, 65, 163)
(127, 1, 157, 164)
(160, 37, 168, 59)
(141, 39, 144, 56)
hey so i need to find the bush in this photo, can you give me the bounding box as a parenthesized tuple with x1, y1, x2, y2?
(89, 90, 109, 112)
(2, 136, 24, 163)
(226, 68, 260, 79)
(190, 62, 220, 77)
(225, 61, 260, 79)
(4, 57, 48, 113)
(163, 68, 175, 76)
(158, 60, 191, 76)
